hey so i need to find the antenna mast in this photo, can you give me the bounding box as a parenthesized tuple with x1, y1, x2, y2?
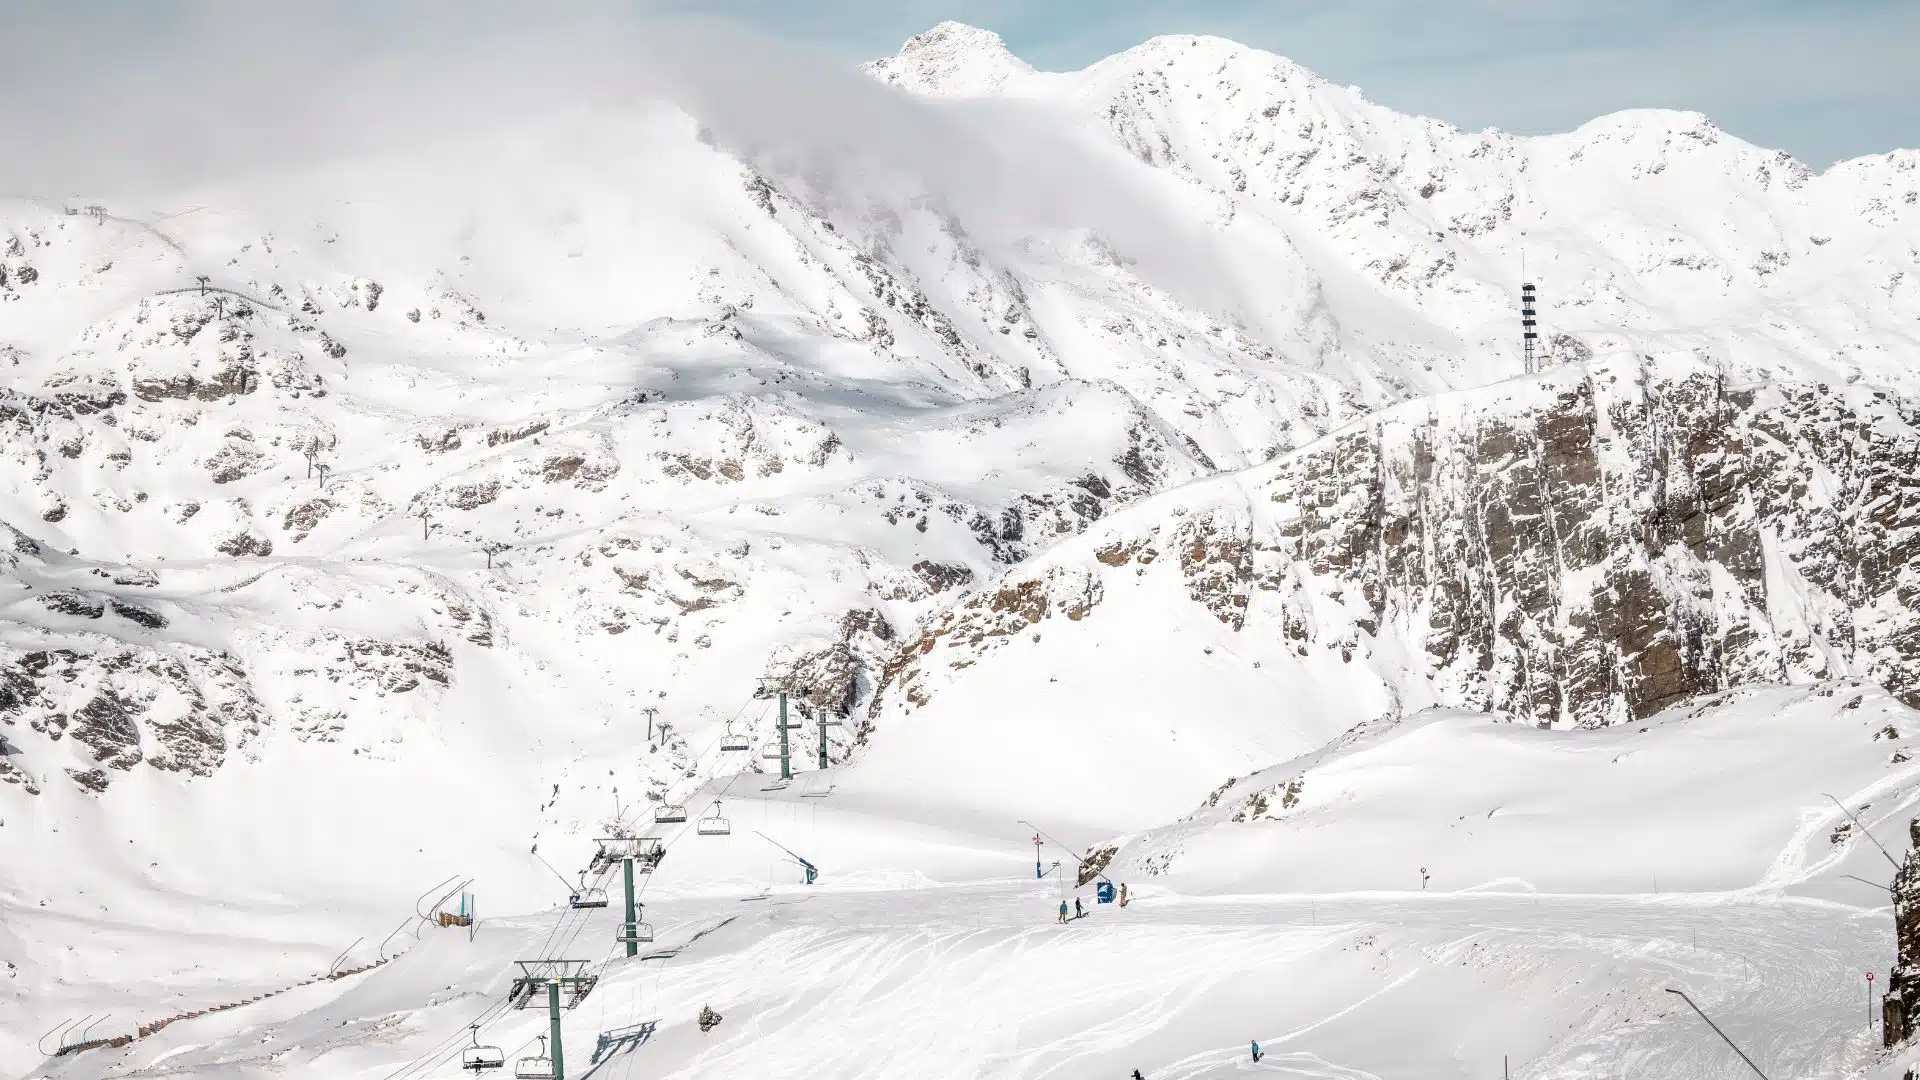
(1521, 251, 1540, 374)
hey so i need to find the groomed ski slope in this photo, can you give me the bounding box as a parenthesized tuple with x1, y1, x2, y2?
(20, 682, 1920, 1079)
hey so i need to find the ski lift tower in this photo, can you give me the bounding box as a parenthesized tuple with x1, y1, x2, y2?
(816, 706, 842, 770)
(508, 960, 597, 1010)
(1521, 280, 1541, 373)
(757, 680, 808, 781)
(593, 838, 664, 959)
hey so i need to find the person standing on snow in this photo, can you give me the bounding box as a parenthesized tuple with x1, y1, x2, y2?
(1250, 1040, 1262, 1063)
(1119, 883, 1129, 906)
(1058, 899, 1069, 924)
(1132, 1071, 1145, 1079)
(1074, 896, 1084, 920)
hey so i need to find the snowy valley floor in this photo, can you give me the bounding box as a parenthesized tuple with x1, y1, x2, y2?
(17, 880, 1907, 1080)
(14, 684, 1920, 1079)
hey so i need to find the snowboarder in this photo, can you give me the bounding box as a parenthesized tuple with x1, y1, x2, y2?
(1058, 899, 1069, 924)
(1119, 883, 1129, 906)
(1074, 896, 1084, 920)
(1250, 1039, 1262, 1063)
(1132, 1071, 1145, 1080)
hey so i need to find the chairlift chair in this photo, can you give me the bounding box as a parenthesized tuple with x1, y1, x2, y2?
(761, 744, 786, 760)
(697, 801, 732, 836)
(719, 720, 750, 753)
(568, 871, 608, 910)
(460, 1026, 505, 1072)
(616, 919, 655, 945)
(654, 803, 687, 824)
(514, 1035, 555, 1080)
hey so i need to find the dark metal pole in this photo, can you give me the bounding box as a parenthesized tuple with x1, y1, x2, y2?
(1842, 873, 1893, 894)
(622, 858, 637, 959)
(1664, 989, 1769, 1079)
(1824, 793, 1902, 871)
(778, 692, 791, 781)
(549, 981, 565, 1080)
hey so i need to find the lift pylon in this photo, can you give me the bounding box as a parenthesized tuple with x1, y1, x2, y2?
(815, 707, 843, 770)
(508, 961, 597, 1010)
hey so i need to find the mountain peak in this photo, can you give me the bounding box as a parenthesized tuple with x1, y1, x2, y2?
(864, 22, 1035, 97)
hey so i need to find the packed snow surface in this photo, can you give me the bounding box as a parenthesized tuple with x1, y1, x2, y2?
(4, 16, 1920, 1080)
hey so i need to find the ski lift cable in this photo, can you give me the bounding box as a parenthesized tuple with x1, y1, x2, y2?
(396, 684, 774, 1080)
(378, 997, 516, 1080)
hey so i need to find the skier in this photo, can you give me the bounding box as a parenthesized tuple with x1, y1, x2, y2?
(1132, 1071, 1145, 1080)
(1119, 883, 1129, 907)
(1250, 1039, 1262, 1063)
(1058, 899, 1069, 924)
(1074, 896, 1084, 920)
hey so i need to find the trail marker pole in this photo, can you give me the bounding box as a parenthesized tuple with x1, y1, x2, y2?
(1034, 834, 1044, 879)
(643, 706, 658, 742)
(548, 981, 566, 1080)
(1868, 971, 1876, 1032)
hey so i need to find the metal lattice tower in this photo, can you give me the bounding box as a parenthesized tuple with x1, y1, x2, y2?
(1521, 281, 1540, 373)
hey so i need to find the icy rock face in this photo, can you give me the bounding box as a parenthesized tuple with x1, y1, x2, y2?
(874, 355, 1920, 728)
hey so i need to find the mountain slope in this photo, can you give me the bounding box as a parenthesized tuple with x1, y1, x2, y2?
(3, 19, 1919, 1075)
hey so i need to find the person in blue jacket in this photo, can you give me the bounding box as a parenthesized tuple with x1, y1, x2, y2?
(1251, 1039, 1262, 1063)
(1057, 899, 1069, 924)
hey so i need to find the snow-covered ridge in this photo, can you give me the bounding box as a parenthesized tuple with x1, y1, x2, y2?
(2, 22, 1919, 1076)
(856, 351, 1920, 833)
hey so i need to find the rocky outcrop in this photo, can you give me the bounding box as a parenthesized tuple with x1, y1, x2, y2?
(0, 641, 268, 789)
(762, 608, 897, 719)
(870, 356, 1920, 729)
(868, 565, 1103, 722)
(1887, 818, 1920, 1045)
(1250, 358, 1920, 724)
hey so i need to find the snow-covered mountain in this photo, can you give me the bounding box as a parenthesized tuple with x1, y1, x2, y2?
(5, 19, 1920, 1078)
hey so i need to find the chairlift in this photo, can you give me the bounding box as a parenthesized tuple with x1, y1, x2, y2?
(514, 1035, 555, 1080)
(761, 743, 786, 760)
(654, 803, 687, 824)
(720, 720, 750, 753)
(460, 1025, 505, 1072)
(568, 871, 608, 910)
(616, 919, 655, 944)
(697, 801, 732, 836)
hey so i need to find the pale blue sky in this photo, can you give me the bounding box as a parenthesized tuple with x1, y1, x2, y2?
(3, 0, 1913, 187)
(655, 0, 1919, 166)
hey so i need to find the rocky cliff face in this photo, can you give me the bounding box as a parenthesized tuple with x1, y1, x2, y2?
(873, 354, 1920, 729)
